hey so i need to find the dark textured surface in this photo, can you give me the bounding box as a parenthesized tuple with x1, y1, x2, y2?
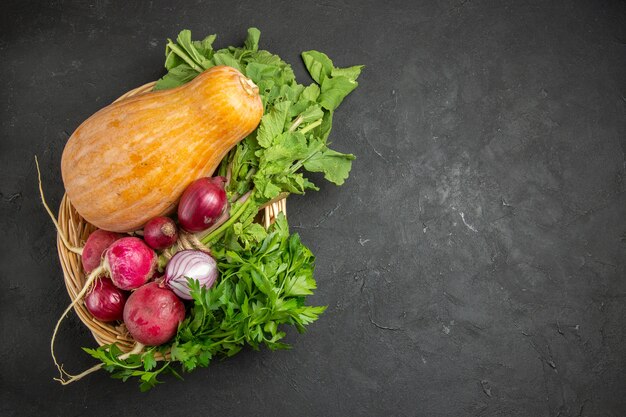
(2, 1, 625, 416)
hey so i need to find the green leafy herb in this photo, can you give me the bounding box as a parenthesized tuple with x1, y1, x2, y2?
(84, 28, 361, 390)
(155, 27, 361, 220)
(86, 216, 325, 390)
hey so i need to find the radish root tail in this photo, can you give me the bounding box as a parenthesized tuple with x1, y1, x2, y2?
(53, 343, 145, 385)
(35, 156, 83, 255)
(50, 264, 107, 382)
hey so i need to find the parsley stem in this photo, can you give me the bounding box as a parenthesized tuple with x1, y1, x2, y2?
(197, 190, 252, 242)
(299, 118, 322, 134)
(206, 330, 235, 339)
(289, 140, 326, 174)
(288, 115, 303, 132)
(201, 194, 254, 244)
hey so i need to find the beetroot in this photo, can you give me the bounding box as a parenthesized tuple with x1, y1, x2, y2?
(123, 282, 185, 346)
(84, 277, 128, 322)
(82, 229, 120, 273)
(106, 237, 157, 290)
(143, 216, 178, 250)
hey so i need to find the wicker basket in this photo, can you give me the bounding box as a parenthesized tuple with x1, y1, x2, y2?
(56, 82, 286, 353)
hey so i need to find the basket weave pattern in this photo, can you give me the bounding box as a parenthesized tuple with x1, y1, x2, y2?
(56, 82, 286, 352)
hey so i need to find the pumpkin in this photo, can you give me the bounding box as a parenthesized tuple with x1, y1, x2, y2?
(61, 65, 263, 232)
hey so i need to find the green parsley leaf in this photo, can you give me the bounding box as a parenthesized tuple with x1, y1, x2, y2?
(303, 147, 356, 185)
(319, 76, 359, 111)
(212, 51, 243, 71)
(256, 101, 291, 148)
(301, 50, 334, 84)
(244, 27, 261, 51)
(331, 64, 364, 81)
(154, 64, 198, 90)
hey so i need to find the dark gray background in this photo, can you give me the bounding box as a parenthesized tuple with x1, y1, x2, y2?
(1, 0, 625, 416)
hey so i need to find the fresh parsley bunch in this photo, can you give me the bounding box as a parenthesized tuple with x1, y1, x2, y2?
(85, 28, 362, 390)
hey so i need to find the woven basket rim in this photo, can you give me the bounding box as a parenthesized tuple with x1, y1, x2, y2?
(56, 82, 286, 352)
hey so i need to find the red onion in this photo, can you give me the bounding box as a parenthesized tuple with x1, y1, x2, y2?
(84, 277, 128, 322)
(177, 177, 227, 232)
(143, 216, 178, 250)
(164, 250, 218, 299)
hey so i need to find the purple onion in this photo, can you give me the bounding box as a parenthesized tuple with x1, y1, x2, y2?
(177, 177, 227, 232)
(143, 216, 178, 250)
(164, 250, 218, 299)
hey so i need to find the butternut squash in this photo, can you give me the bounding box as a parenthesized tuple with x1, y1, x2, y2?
(61, 66, 263, 232)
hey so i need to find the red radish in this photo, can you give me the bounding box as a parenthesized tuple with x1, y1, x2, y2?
(106, 237, 157, 290)
(51, 236, 157, 375)
(123, 282, 185, 346)
(84, 277, 128, 322)
(143, 216, 178, 250)
(177, 176, 227, 232)
(82, 229, 121, 273)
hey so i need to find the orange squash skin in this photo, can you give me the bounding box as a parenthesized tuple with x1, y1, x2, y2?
(61, 66, 263, 232)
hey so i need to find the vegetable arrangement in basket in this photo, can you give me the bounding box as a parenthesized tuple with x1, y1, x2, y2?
(42, 27, 362, 391)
